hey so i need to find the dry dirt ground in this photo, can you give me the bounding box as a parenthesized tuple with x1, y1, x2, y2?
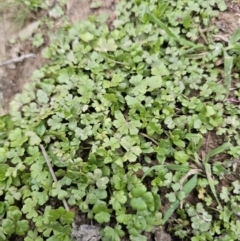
(0, 1, 240, 241)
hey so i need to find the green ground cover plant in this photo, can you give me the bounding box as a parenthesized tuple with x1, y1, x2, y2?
(1, 0, 240, 240)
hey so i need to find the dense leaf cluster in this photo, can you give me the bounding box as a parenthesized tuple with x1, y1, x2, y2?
(1, 0, 240, 240)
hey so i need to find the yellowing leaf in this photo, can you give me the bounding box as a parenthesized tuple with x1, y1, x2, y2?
(79, 32, 95, 42)
(198, 187, 206, 200)
(95, 38, 117, 52)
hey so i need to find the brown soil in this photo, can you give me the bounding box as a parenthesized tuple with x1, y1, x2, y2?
(66, 0, 117, 23)
(212, 0, 240, 42)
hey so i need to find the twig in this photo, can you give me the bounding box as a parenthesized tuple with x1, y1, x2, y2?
(140, 132, 158, 145)
(224, 98, 240, 104)
(179, 169, 201, 209)
(0, 53, 35, 67)
(228, 5, 240, 15)
(100, 53, 128, 66)
(19, 2, 37, 20)
(180, 169, 201, 188)
(212, 35, 229, 43)
(40, 144, 70, 212)
(198, 27, 208, 45)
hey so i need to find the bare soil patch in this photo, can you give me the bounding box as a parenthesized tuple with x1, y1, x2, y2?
(67, 0, 117, 23)
(213, 1, 240, 42)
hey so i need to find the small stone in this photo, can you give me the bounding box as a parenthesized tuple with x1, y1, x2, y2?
(154, 228, 172, 241)
(71, 225, 101, 241)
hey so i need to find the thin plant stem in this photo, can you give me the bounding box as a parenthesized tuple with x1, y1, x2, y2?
(140, 132, 158, 145)
(40, 144, 70, 212)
